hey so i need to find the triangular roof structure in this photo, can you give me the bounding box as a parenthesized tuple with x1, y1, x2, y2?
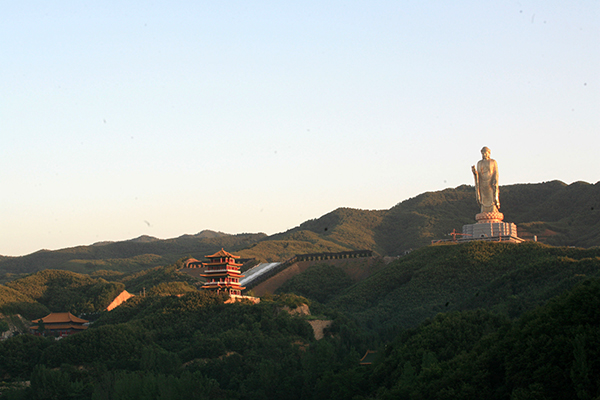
(106, 290, 135, 311)
(205, 248, 240, 259)
(359, 350, 378, 365)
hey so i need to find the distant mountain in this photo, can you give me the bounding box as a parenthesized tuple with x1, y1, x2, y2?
(126, 235, 161, 243)
(0, 232, 267, 276)
(190, 230, 230, 239)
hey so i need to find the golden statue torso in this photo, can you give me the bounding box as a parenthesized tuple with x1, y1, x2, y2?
(472, 147, 500, 214)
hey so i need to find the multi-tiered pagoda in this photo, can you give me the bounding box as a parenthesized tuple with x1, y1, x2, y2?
(200, 249, 245, 296)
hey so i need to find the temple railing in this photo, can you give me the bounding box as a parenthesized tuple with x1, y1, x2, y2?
(295, 250, 373, 262)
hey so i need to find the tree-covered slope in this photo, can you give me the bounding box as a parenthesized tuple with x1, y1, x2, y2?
(275, 264, 355, 303)
(235, 208, 386, 262)
(1, 262, 204, 319)
(0, 284, 49, 319)
(328, 241, 600, 337)
(237, 229, 356, 262)
(120, 264, 199, 294)
(274, 208, 386, 252)
(0, 292, 368, 400)
(5, 270, 125, 316)
(354, 279, 600, 400)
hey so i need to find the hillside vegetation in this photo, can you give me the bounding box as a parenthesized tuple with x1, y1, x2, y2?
(4, 270, 126, 317)
(0, 285, 50, 320)
(237, 230, 356, 262)
(0, 292, 365, 400)
(328, 241, 600, 337)
(349, 279, 600, 399)
(276, 264, 355, 303)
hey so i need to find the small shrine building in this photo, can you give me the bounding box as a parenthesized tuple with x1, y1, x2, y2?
(200, 249, 245, 296)
(30, 312, 89, 338)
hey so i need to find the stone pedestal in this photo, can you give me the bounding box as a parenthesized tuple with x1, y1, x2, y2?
(460, 212, 524, 243)
(462, 221, 519, 239)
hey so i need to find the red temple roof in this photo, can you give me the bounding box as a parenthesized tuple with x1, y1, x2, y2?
(205, 248, 240, 259)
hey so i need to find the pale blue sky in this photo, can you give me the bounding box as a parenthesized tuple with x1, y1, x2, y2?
(2, 1, 598, 256)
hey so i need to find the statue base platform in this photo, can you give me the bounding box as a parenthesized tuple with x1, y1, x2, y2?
(460, 219, 524, 243)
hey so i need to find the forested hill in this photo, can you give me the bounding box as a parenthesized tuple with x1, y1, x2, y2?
(327, 241, 600, 337)
(1, 180, 598, 274)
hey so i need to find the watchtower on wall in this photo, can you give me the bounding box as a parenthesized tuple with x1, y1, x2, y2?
(200, 249, 245, 296)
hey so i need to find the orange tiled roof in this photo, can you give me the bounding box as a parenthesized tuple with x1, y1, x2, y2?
(205, 248, 240, 259)
(32, 312, 88, 324)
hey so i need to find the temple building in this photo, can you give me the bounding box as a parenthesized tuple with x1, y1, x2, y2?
(200, 249, 245, 296)
(30, 312, 89, 338)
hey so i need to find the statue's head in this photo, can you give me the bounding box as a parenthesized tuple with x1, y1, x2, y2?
(481, 147, 491, 160)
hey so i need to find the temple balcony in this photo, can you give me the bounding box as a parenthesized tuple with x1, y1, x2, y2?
(206, 267, 242, 273)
